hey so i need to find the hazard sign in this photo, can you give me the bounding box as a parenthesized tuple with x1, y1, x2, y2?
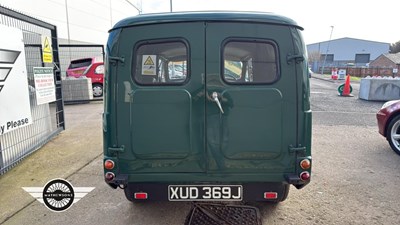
(41, 35, 53, 63)
(141, 55, 156, 75)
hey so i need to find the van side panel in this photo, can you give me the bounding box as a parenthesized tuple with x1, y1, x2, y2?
(104, 29, 121, 157)
(290, 27, 312, 157)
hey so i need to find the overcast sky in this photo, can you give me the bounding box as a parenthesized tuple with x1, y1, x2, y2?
(1, 0, 399, 45)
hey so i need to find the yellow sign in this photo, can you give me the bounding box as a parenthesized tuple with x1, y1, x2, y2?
(41, 35, 53, 63)
(141, 55, 157, 75)
(144, 56, 155, 65)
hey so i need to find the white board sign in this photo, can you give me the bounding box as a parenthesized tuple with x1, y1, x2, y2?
(0, 25, 32, 135)
(33, 67, 56, 105)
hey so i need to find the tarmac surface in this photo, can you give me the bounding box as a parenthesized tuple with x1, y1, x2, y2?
(0, 101, 104, 224)
(0, 73, 348, 223)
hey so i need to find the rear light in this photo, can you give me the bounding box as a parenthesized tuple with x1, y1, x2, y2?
(104, 159, 115, 170)
(264, 192, 278, 199)
(300, 159, 311, 170)
(95, 64, 104, 74)
(105, 172, 115, 181)
(300, 171, 310, 181)
(134, 192, 148, 199)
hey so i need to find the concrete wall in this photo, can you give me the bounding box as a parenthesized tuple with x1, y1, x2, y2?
(359, 77, 400, 101)
(62, 78, 93, 102)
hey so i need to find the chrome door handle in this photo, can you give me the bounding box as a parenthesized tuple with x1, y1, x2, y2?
(212, 92, 224, 114)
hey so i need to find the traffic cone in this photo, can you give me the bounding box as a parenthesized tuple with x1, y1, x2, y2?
(341, 75, 353, 97)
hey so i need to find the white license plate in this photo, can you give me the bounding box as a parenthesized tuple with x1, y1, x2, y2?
(168, 185, 242, 201)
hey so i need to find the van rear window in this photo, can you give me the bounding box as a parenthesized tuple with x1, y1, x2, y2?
(133, 41, 188, 85)
(223, 40, 279, 84)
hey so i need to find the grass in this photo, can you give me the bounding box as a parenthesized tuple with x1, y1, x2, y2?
(350, 76, 361, 82)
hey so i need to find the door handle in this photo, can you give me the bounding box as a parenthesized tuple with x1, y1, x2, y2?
(211, 92, 224, 114)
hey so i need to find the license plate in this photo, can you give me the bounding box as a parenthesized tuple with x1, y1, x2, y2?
(168, 185, 242, 201)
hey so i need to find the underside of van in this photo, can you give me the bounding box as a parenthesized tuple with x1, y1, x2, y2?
(103, 12, 312, 202)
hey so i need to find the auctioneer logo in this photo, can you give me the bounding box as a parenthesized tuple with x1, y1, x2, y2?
(22, 178, 95, 212)
(0, 48, 21, 93)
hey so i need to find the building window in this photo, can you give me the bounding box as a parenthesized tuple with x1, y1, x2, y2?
(355, 54, 370, 64)
(320, 54, 334, 62)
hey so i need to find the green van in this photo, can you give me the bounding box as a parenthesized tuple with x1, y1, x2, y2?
(103, 11, 312, 202)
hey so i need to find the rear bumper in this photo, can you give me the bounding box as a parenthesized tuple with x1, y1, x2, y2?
(122, 182, 289, 202)
(376, 110, 389, 137)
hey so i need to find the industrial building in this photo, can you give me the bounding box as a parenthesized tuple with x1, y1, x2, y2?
(307, 37, 390, 73)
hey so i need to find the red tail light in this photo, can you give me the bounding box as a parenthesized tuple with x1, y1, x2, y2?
(264, 192, 278, 199)
(105, 172, 115, 181)
(300, 171, 310, 181)
(104, 159, 115, 170)
(134, 192, 148, 199)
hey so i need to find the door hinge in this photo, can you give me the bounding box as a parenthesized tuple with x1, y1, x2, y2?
(109, 56, 125, 64)
(287, 54, 304, 64)
(108, 145, 125, 154)
(289, 145, 306, 153)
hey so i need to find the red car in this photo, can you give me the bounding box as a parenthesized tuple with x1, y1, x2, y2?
(377, 100, 400, 155)
(66, 57, 104, 97)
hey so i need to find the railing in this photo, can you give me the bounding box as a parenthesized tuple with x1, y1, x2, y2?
(0, 5, 65, 174)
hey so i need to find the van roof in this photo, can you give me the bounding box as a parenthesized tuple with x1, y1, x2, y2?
(110, 11, 303, 31)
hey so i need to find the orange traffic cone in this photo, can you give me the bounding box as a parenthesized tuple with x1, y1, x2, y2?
(341, 75, 353, 97)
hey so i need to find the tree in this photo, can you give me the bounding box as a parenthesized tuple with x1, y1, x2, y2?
(389, 41, 400, 53)
(308, 51, 321, 64)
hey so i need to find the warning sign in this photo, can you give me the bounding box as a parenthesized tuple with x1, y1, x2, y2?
(41, 35, 53, 63)
(141, 55, 156, 75)
(33, 67, 56, 105)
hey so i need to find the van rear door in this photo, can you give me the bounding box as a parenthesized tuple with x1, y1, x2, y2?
(115, 22, 207, 173)
(205, 22, 298, 174)
(115, 21, 298, 175)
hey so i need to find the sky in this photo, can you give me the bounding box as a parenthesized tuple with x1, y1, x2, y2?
(0, 0, 399, 46)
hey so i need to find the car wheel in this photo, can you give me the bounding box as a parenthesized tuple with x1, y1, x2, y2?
(386, 115, 400, 155)
(92, 84, 103, 97)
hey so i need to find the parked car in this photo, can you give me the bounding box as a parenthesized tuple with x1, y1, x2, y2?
(376, 100, 400, 155)
(66, 57, 104, 97)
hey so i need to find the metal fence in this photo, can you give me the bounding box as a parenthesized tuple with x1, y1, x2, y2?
(314, 66, 399, 78)
(59, 44, 105, 101)
(59, 44, 104, 77)
(0, 5, 65, 174)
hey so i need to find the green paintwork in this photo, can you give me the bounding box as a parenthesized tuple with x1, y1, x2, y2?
(110, 11, 303, 32)
(104, 12, 311, 185)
